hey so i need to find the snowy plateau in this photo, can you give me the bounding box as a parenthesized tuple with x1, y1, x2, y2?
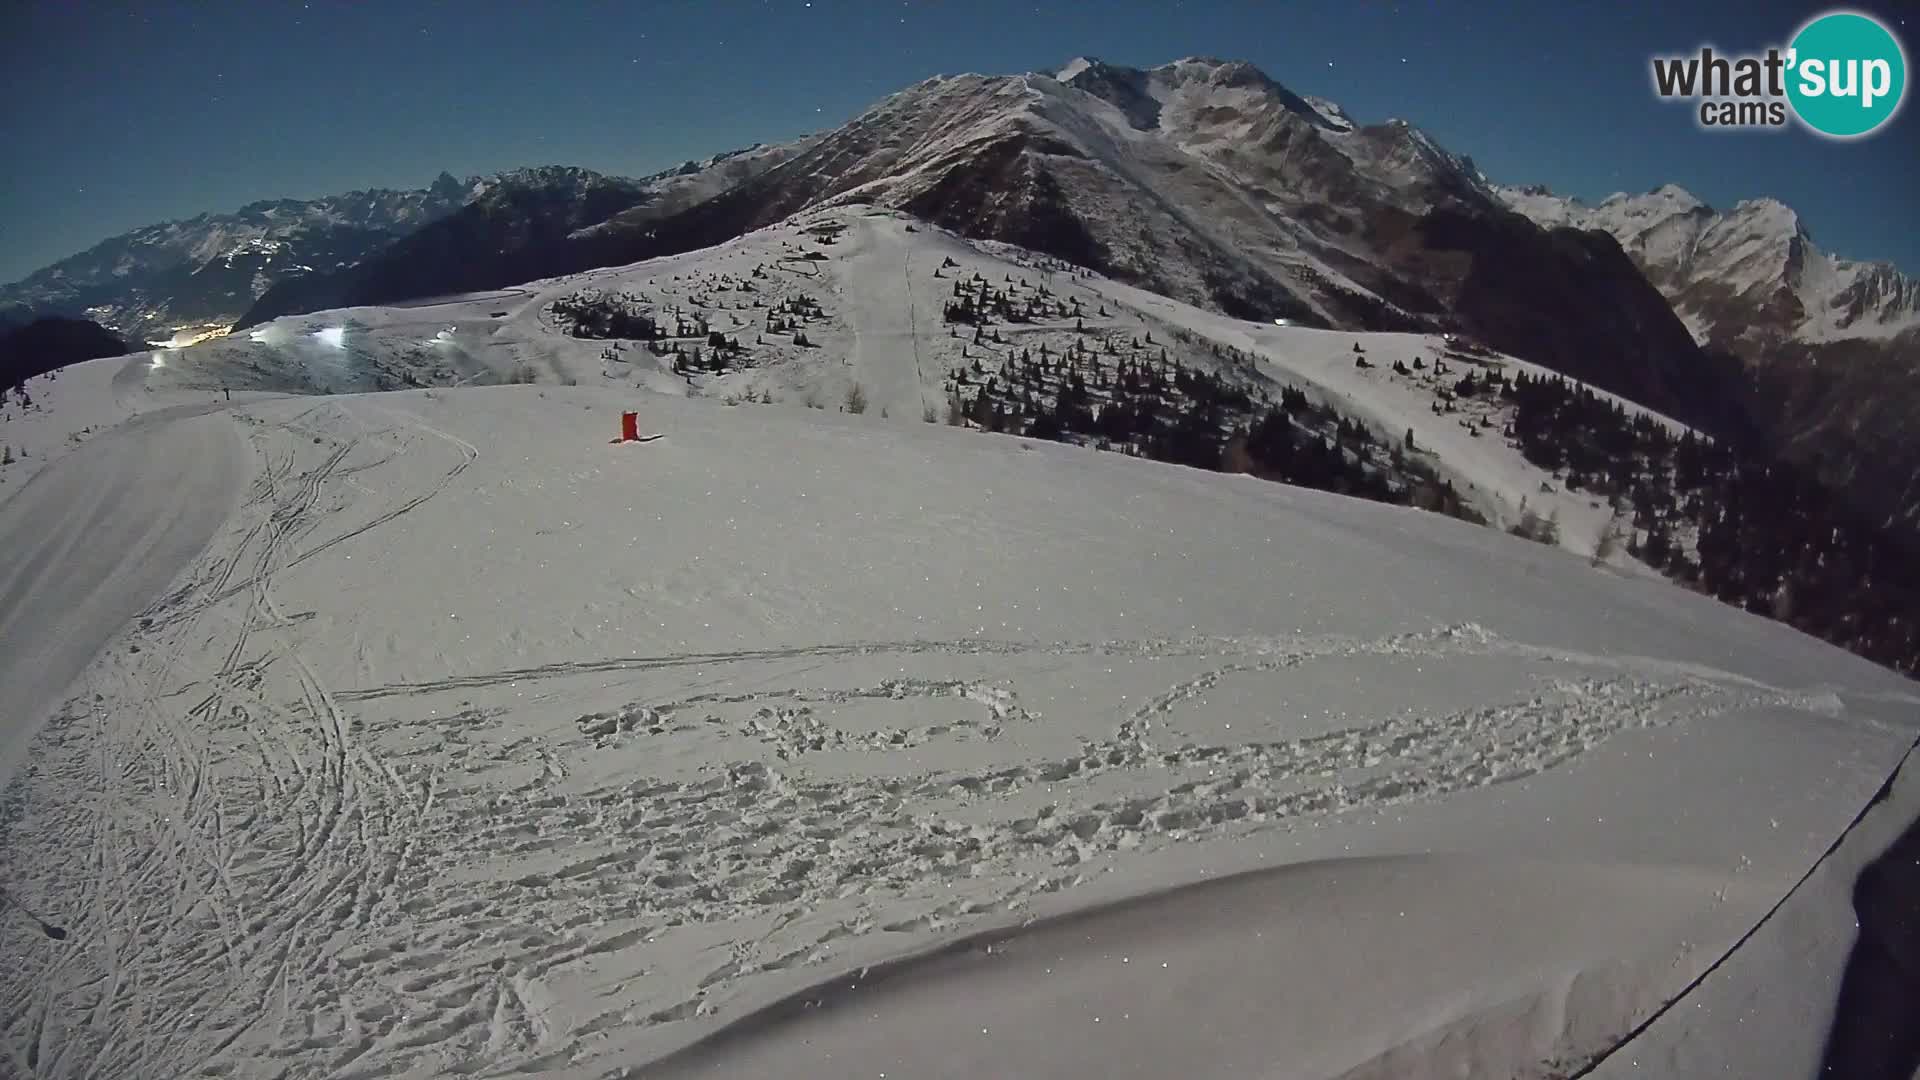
(1, 207, 1916, 1080)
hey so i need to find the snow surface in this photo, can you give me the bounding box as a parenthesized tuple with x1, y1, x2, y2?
(2, 210, 1917, 1079)
(1591, 749, 1920, 1079)
(0, 357, 144, 495)
(0, 395, 244, 788)
(1055, 57, 1094, 82)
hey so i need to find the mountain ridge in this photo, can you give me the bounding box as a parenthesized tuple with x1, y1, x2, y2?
(1495, 181, 1920, 346)
(556, 56, 1736, 435)
(0, 160, 795, 345)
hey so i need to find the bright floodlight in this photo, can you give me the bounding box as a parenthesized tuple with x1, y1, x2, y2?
(314, 326, 346, 348)
(150, 351, 170, 369)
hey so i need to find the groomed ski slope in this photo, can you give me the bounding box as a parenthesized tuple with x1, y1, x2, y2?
(0, 355, 248, 786)
(1, 370, 1915, 1079)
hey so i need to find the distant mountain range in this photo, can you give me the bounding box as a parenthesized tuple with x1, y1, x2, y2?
(0, 174, 474, 343)
(1496, 183, 1920, 349)
(235, 145, 801, 328)
(5, 55, 1914, 527)
(0, 150, 800, 346)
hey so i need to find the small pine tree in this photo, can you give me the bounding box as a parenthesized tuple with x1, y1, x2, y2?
(946, 389, 967, 426)
(922, 402, 939, 423)
(845, 383, 869, 414)
(1404, 427, 1416, 451)
(1, 445, 10, 465)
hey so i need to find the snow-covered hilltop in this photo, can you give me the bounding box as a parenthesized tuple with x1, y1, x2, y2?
(138, 207, 1688, 559)
(1496, 182, 1920, 347)
(102, 205, 1920, 681)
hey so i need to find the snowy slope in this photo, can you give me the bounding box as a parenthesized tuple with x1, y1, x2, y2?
(0, 357, 144, 495)
(1057, 266, 1694, 556)
(1591, 750, 1920, 1079)
(3, 263, 1920, 1076)
(2, 313, 1916, 1077)
(1496, 183, 1920, 347)
(154, 207, 1681, 559)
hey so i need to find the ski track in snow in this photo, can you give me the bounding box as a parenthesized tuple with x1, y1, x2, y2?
(0, 404, 468, 1078)
(0, 391, 1839, 1078)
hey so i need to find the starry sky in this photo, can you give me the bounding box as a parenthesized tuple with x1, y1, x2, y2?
(2, 0, 1915, 285)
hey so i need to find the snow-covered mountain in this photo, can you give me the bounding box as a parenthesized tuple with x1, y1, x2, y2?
(0, 173, 475, 343)
(234, 145, 806, 330)
(11, 58, 1733, 440)
(17, 56, 1910, 529)
(599, 54, 1499, 325)
(545, 57, 1725, 437)
(0, 157, 802, 347)
(1496, 182, 1920, 348)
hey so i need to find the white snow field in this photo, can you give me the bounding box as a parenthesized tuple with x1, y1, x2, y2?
(1, 211, 1916, 1079)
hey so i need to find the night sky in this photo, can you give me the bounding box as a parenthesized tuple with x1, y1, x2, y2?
(2, 0, 1915, 284)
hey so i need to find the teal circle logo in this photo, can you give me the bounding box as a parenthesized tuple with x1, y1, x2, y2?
(1786, 10, 1907, 138)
